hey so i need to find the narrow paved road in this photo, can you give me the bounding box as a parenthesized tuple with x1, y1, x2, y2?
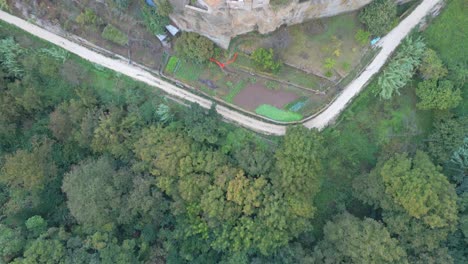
(304, 0, 441, 130)
(0, 9, 287, 135)
(0, 0, 440, 135)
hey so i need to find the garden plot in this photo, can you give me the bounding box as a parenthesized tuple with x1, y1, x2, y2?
(234, 12, 367, 78)
(164, 57, 320, 121)
(233, 83, 300, 111)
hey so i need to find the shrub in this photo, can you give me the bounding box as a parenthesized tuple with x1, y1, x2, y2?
(359, 0, 397, 36)
(0, 0, 9, 10)
(418, 49, 448, 80)
(266, 81, 280, 90)
(39, 47, 69, 63)
(251, 48, 282, 73)
(25, 216, 47, 237)
(110, 0, 131, 10)
(141, 4, 169, 35)
(416, 80, 461, 110)
(324, 57, 336, 71)
(175, 32, 215, 64)
(0, 37, 24, 77)
(342, 61, 351, 72)
(354, 29, 371, 46)
(101, 24, 128, 46)
(377, 37, 426, 99)
(76, 8, 98, 26)
(154, 0, 173, 17)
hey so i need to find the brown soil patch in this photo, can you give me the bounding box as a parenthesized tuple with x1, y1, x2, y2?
(234, 83, 299, 111)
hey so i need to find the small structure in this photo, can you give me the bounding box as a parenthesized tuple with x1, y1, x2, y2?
(156, 34, 170, 47)
(145, 0, 157, 8)
(165, 25, 180, 37)
(371, 37, 381, 46)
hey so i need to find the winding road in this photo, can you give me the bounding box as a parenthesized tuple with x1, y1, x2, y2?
(0, 0, 441, 135)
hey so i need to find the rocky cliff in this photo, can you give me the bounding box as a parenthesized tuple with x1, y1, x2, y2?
(169, 0, 374, 48)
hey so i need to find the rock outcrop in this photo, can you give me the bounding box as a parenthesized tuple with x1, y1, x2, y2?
(169, 0, 374, 48)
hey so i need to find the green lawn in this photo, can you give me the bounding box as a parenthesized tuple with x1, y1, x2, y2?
(255, 104, 303, 121)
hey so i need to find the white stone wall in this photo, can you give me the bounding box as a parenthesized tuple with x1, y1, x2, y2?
(170, 0, 377, 48)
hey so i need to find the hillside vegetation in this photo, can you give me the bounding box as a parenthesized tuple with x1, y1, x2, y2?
(0, 0, 467, 263)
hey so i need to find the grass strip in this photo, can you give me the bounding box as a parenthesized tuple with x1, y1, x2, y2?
(255, 104, 303, 122)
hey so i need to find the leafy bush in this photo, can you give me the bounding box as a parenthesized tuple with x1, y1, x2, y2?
(141, 2, 170, 35)
(0, 0, 8, 10)
(418, 48, 448, 80)
(359, 0, 397, 36)
(154, 0, 173, 17)
(101, 24, 128, 46)
(0, 37, 24, 77)
(251, 48, 282, 73)
(255, 104, 302, 122)
(76, 8, 99, 26)
(265, 81, 280, 90)
(39, 47, 69, 63)
(110, 0, 131, 10)
(324, 57, 336, 71)
(377, 37, 426, 99)
(416, 80, 461, 110)
(354, 29, 371, 46)
(175, 32, 215, 64)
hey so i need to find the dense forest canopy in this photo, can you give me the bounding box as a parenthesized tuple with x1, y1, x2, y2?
(0, 0, 467, 263)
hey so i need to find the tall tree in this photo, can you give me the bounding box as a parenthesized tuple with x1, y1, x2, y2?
(359, 0, 397, 36)
(62, 157, 132, 228)
(353, 151, 459, 260)
(377, 37, 426, 99)
(175, 33, 216, 64)
(418, 48, 448, 80)
(427, 114, 467, 164)
(416, 79, 462, 110)
(274, 126, 324, 219)
(0, 37, 23, 78)
(0, 139, 57, 215)
(312, 213, 408, 263)
(14, 239, 66, 264)
(0, 224, 24, 263)
(0, 139, 56, 191)
(183, 104, 227, 145)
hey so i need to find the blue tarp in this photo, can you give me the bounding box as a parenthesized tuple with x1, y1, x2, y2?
(146, 0, 157, 8)
(371, 37, 381, 45)
(289, 101, 306, 112)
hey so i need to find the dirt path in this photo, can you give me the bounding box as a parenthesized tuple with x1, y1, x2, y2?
(303, 0, 442, 130)
(0, 0, 441, 135)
